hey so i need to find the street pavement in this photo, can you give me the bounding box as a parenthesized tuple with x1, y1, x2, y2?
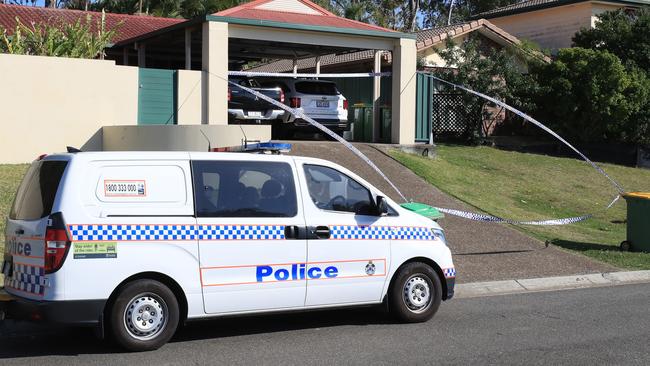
(1, 283, 648, 365)
(288, 141, 617, 283)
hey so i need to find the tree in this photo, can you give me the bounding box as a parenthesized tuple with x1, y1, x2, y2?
(420, 0, 518, 28)
(573, 8, 650, 71)
(530, 48, 650, 144)
(431, 36, 540, 143)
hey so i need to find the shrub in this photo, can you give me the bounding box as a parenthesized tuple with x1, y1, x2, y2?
(0, 10, 118, 59)
(530, 48, 650, 144)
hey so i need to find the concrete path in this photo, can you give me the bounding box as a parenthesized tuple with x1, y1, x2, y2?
(288, 141, 617, 283)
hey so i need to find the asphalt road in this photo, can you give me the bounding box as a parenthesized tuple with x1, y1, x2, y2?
(1, 283, 649, 365)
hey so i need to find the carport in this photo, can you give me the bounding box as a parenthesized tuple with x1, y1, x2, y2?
(111, 0, 417, 144)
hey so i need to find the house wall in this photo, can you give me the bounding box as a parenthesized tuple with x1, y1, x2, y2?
(420, 34, 469, 67)
(0, 53, 138, 163)
(177, 69, 203, 125)
(487, 2, 597, 52)
(591, 3, 626, 27)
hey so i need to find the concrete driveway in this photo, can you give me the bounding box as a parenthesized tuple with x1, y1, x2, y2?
(288, 141, 617, 283)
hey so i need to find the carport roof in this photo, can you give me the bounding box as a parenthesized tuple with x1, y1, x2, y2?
(208, 0, 413, 39)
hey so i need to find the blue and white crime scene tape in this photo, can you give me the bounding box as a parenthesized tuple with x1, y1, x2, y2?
(210, 70, 624, 226)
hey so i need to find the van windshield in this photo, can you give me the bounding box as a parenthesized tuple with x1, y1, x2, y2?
(10, 160, 68, 221)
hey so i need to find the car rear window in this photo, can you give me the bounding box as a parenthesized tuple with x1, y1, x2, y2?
(295, 81, 339, 95)
(10, 160, 68, 221)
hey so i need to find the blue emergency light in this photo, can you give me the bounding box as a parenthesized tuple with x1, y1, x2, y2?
(210, 141, 292, 154)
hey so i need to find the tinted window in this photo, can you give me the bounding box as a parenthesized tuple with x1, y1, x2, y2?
(260, 81, 290, 93)
(295, 81, 339, 95)
(192, 161, 297, 217)
(303, 164, 375, 214)
(10, 160, 68, 220)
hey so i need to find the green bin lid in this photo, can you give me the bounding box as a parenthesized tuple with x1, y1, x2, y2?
(623, 192, 650, 200)
(400, 202, 445, 220)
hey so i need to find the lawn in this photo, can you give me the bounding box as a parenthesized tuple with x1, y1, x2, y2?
(0, 164, 29, 284)
(390, 145, 650, 270)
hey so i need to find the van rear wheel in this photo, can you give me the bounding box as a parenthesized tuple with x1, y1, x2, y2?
(389, 262, 442, 323)
(109, 279, 179, 351)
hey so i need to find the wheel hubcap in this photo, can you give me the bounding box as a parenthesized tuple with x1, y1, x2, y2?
(403, 275, 432, 313)
(124, 293, 167, 340)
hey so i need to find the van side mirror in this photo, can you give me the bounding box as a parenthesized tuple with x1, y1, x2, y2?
(376, 196, 388, 216)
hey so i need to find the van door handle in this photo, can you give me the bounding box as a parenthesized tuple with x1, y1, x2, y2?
(15, 229, 24, 235)
(314, 226, 330, 239)
(284, 225, 301, 240)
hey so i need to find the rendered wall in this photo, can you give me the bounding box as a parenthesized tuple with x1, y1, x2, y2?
(102, 125, 271, 151)
(488, 3, 594, 52)
(177, 70, 203, 125)
(0, 54, 138, 163)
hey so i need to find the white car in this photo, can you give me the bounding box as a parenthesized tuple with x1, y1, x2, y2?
(259, 79, 349, 135)
(1, 149, 455, 351)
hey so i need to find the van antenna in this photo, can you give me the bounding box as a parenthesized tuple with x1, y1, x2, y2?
(200, 129, 212, 151)
(239, 125, 248, 147)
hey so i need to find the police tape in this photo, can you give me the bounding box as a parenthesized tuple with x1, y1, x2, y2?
(434, 207, 593, 225)
(208, 71, 621, 226)
(425, 73, 625, 195)
(218, 72, 409, 203)
(228, 71, 391, 78)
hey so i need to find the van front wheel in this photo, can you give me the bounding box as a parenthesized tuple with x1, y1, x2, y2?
(109, 279, 179, 351)
(389, 262, 442, 323)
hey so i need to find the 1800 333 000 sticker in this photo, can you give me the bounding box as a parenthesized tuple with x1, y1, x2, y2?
(104, 180, 146, 197)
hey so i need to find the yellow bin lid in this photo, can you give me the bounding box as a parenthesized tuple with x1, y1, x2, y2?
(623, 192, 650, 200)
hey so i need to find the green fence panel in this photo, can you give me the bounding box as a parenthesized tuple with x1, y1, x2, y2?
(415, 73, 433, 143)
(138, 68, 178, 125)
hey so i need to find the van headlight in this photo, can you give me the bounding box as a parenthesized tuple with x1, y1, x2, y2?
(431, 228, 446, 244)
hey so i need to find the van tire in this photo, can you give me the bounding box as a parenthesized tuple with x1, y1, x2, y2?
(388, 262, 442, 323)
(109, 279, 179, 352)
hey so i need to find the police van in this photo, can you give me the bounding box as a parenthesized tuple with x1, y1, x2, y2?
(2, 150, 455, 351)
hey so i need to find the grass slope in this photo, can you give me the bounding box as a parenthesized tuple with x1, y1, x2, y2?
(391, 145, 650, 270)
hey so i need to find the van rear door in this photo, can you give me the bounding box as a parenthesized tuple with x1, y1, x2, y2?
(3, 159, 68, 299)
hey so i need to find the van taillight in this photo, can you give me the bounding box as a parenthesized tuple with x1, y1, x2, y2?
(44, 228, 70, 274)
(280, 90, 285, 103)
(343, 100, 348, 110)
(290, 97, 301, 108)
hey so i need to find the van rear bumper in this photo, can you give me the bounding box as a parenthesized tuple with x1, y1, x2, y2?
(0, 292, 104, 326)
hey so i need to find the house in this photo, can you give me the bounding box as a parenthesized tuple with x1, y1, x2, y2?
(472, 0, 649, 52)
(0, 0, 421, 163)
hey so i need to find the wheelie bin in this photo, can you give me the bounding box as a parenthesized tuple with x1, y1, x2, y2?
(620, 192, 650, 252)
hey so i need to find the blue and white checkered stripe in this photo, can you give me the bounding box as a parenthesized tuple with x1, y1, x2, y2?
(330, 225, 393, 240)
(330, 225, 435, 241)
(69, 224, 198, 241)
(391, 226, 435, 240)
(198, 225, 285, 240)
(69, 224, 286, 241)
(68, 224, 436, 242)
(7, 263, 44, 296)
(443, 268, 456, 278)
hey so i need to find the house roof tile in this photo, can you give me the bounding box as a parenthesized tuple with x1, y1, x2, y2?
(0, 3, 183, 44)
(214, 0, 396, 33)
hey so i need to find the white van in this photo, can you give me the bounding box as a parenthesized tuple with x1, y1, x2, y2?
(1, 151, 455, 351)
